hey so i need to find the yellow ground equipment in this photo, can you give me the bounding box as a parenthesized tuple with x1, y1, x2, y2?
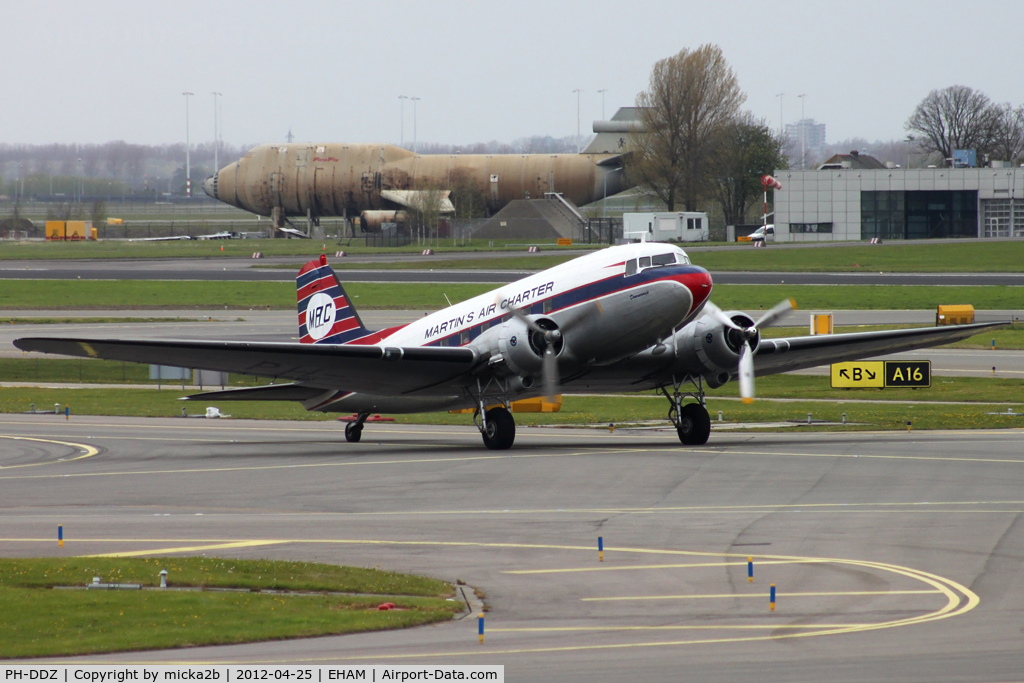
(936, 305, 974, 325)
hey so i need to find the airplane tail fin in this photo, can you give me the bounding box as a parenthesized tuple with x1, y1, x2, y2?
(297, 254, 374, 344)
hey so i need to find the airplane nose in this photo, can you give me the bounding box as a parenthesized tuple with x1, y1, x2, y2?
(202, 174, 217, 199)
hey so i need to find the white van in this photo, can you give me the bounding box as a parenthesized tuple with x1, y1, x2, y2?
(749, 224, 775, 242)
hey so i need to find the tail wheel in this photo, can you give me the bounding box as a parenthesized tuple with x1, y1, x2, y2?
(482, 407, 516, 450)
(677, 403, 711, 446)
(345, 422, 363, 443)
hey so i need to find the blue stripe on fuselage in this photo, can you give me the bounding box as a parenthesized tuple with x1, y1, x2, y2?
(421, 264, 707, 347)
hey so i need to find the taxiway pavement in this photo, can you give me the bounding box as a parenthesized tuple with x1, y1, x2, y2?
(1, 416, 1023, 680)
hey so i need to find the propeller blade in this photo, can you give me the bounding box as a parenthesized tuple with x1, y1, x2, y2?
(542, 344, 559, 403)
(703, 301, 743, 331)
(507, 303, 545, 335)
(738, 341, 755, 404)
(754, 298, 797, 330)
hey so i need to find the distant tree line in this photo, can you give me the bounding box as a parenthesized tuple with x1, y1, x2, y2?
(906, 85, 1024, 166)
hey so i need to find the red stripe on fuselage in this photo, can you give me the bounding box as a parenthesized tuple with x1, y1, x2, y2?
(298, 274, 339, 302)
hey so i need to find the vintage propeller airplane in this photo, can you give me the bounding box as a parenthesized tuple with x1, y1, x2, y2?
(15, 242, 1002, 449)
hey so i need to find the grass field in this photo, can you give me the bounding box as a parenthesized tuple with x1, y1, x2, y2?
(2, 378, 1021, 430)
(691, 240, 1024, 272)
(0, 557, 458, 658)
(760, 323, 1024, 349)
(258, 240, 1024, 274)
(4, 237, 1024, 274)
(1, 280, 1022, 311)
(0, 358, 274, 385)
(0, 238, 599, 261)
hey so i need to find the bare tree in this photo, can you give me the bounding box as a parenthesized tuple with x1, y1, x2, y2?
(905, 85, 999, 163)
(408, 185, 445, 247)
(627, 44, 745, 211)
(989, 103, 1024, 164)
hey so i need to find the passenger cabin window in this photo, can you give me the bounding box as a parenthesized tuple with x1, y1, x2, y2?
(639, 256, 651, 268)
(625, 259, 637, 276)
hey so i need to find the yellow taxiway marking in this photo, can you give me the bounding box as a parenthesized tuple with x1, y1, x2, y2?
(83, 540, 288, 557)
(489, 624, 875, 632)
(505, 559, 817, 574)
(0, 447, 647, 481)
(0, 535, 973, 663)
(0, 435, 99, 469)
(582, 589, 942, 601)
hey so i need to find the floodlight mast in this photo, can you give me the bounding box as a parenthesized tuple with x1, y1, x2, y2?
(398, 95, 409, 147)
(572, 89, 583, 153)
(212, 92, 223, 172)
(183, 92, 194, 197)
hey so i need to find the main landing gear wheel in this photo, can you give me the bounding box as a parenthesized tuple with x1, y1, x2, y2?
(344, 421, 363, 443)
(677, 403, 711, 446)
(481, 407, 516, 450)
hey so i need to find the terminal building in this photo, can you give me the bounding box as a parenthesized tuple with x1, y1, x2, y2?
(773, 151, 1024, 241)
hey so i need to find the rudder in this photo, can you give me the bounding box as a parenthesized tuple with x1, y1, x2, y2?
(297, 254, 373, 344)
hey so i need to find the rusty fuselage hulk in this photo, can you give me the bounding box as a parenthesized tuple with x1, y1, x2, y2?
(204, 143, 628, 231)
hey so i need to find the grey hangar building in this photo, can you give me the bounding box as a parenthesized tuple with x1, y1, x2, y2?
(772, 153, 1024, 242)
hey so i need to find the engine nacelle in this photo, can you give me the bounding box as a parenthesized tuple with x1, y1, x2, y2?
(359, 210, 408, 233)
(681, 311, 759, 387)
(474, 316, 565, 378)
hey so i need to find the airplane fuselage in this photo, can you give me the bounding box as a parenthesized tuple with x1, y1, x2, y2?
(204, 143, 629, 225)
(301, 242, 713, 413)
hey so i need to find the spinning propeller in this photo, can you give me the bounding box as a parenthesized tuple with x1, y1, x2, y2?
(507, 306, 563, 402)
(702, 298, 796, 403)
(505, 302, 600, 403)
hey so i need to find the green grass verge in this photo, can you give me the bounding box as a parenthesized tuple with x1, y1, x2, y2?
(760, 323, 1024, 349)
(691, 240, 1024, 273)
(1, 317, 203, 325)
(0, 358, 274, 386)
(0, 558, 457, 659)
(3, 358, 1022, 396)
(1, 280, 1022, 311)
(1, 380, 1021, 430)
(0, 557, 452, 594)
(0, 239, 596, 261)
(262, 254, 577, 271)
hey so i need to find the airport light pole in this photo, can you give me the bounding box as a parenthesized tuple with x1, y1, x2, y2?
(398, 95, 408, 147)
(411, 96, 420, 154)
(76, 157, 82, 202)
(797, 93, 806, 170)
(572, 89, 583, 153)
(775, 92, 784, 137)
(603, 166, 622, 219)
(212, 92, 222, 173)
(183, 92, 194, 197)
(597, 89, 607, 120)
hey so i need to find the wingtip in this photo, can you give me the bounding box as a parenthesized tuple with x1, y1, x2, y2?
(789, 298, 797, 310)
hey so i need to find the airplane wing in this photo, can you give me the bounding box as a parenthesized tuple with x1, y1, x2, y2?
(753, 321, 1005, 376)
(380, 189, 455, 213)
(12, 338, 478, 396)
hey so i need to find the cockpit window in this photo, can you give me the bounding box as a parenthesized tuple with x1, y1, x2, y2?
(651, 253, 676, 267)
(625, 259, 637, 276)
(638, 256, 651, 268)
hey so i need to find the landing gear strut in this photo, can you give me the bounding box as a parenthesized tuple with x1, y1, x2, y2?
(476, 406, 516, 450)
(345, 413, 369, 443)
(662, 378, 711, 446)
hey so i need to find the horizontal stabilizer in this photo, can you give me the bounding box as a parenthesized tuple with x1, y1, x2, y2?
(380, 189, 455, 213)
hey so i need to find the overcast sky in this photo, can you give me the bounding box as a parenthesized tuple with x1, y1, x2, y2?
(6, 0, 1024, 150)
